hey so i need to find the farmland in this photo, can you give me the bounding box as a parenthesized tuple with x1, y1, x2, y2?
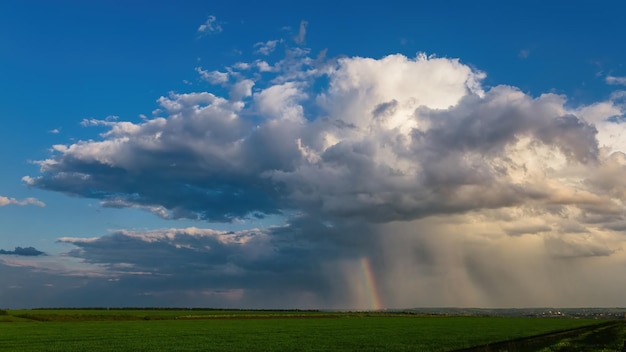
(0, 309, 620, 351)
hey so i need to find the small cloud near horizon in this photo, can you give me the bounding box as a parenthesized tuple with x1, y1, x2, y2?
(0, 246, 45, 256)
(0, 196, 45, 207)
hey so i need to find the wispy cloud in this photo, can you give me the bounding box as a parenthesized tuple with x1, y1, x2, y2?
(606, 75, 626, 86)
(197, 15, 222, 35)
(294, 20, 308, 44)
(254, 40, 280, 55)
(0, 195, 45, 207)
(518, 49, 530, 59)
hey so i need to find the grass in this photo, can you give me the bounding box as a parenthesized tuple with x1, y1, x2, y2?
(0, 309, 609, 352)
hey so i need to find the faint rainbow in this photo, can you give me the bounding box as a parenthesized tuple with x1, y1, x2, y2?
(360, 257, 383, 310)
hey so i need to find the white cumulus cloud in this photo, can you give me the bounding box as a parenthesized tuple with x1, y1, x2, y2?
(22, 38, 626, 308)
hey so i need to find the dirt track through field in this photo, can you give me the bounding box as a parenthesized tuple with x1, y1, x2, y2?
(450, 321, 620, 352)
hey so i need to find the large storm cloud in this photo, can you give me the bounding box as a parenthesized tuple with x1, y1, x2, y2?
(18, 39, 626, 308)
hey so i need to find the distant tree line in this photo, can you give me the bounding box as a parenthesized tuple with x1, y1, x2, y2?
(31, 307, 321, 312)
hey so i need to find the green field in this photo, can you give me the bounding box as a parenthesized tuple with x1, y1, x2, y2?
(0, 309, 616, 351)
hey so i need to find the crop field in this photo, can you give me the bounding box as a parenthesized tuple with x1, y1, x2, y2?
(0, 309, 617, 351)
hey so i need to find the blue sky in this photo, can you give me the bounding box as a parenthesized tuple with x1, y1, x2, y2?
(1, 1, 626, 309)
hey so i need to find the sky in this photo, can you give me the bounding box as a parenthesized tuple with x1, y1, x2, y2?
(1, 0, 626, 309)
